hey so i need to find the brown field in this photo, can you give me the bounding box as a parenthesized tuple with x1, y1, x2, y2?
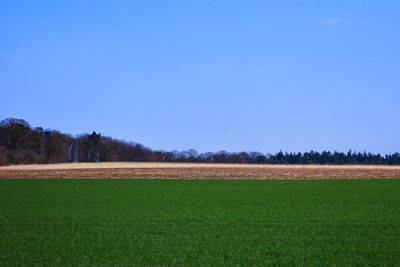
(1, 162, 400, 179)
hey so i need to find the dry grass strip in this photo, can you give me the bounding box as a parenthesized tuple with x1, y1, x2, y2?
(1, 163, 400, 179)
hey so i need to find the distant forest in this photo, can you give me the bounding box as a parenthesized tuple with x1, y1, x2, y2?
(0, 118, 399, 166)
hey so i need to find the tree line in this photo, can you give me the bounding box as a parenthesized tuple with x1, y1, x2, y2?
(1, 118, 399, 166)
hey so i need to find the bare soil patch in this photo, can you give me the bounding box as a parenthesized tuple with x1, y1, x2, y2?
(1, 163, 400, 179)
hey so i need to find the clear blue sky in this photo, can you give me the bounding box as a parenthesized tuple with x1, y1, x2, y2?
(1, 1, 399, 154)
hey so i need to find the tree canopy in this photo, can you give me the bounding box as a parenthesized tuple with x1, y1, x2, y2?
(0, 118, 399, 166)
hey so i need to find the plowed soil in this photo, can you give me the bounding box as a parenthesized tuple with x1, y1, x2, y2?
(1, 163, 400, 179)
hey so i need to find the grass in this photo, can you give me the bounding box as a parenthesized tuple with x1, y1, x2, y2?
(1, 179, 400, 266)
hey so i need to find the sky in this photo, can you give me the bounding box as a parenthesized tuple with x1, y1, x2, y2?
(1, 1, 400, 154)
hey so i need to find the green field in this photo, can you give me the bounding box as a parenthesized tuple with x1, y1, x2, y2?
(1, 179, 400, 266)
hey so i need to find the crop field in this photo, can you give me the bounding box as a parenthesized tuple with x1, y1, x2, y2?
(1, 179, 400, 266)
(1, 162, 400, 179)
